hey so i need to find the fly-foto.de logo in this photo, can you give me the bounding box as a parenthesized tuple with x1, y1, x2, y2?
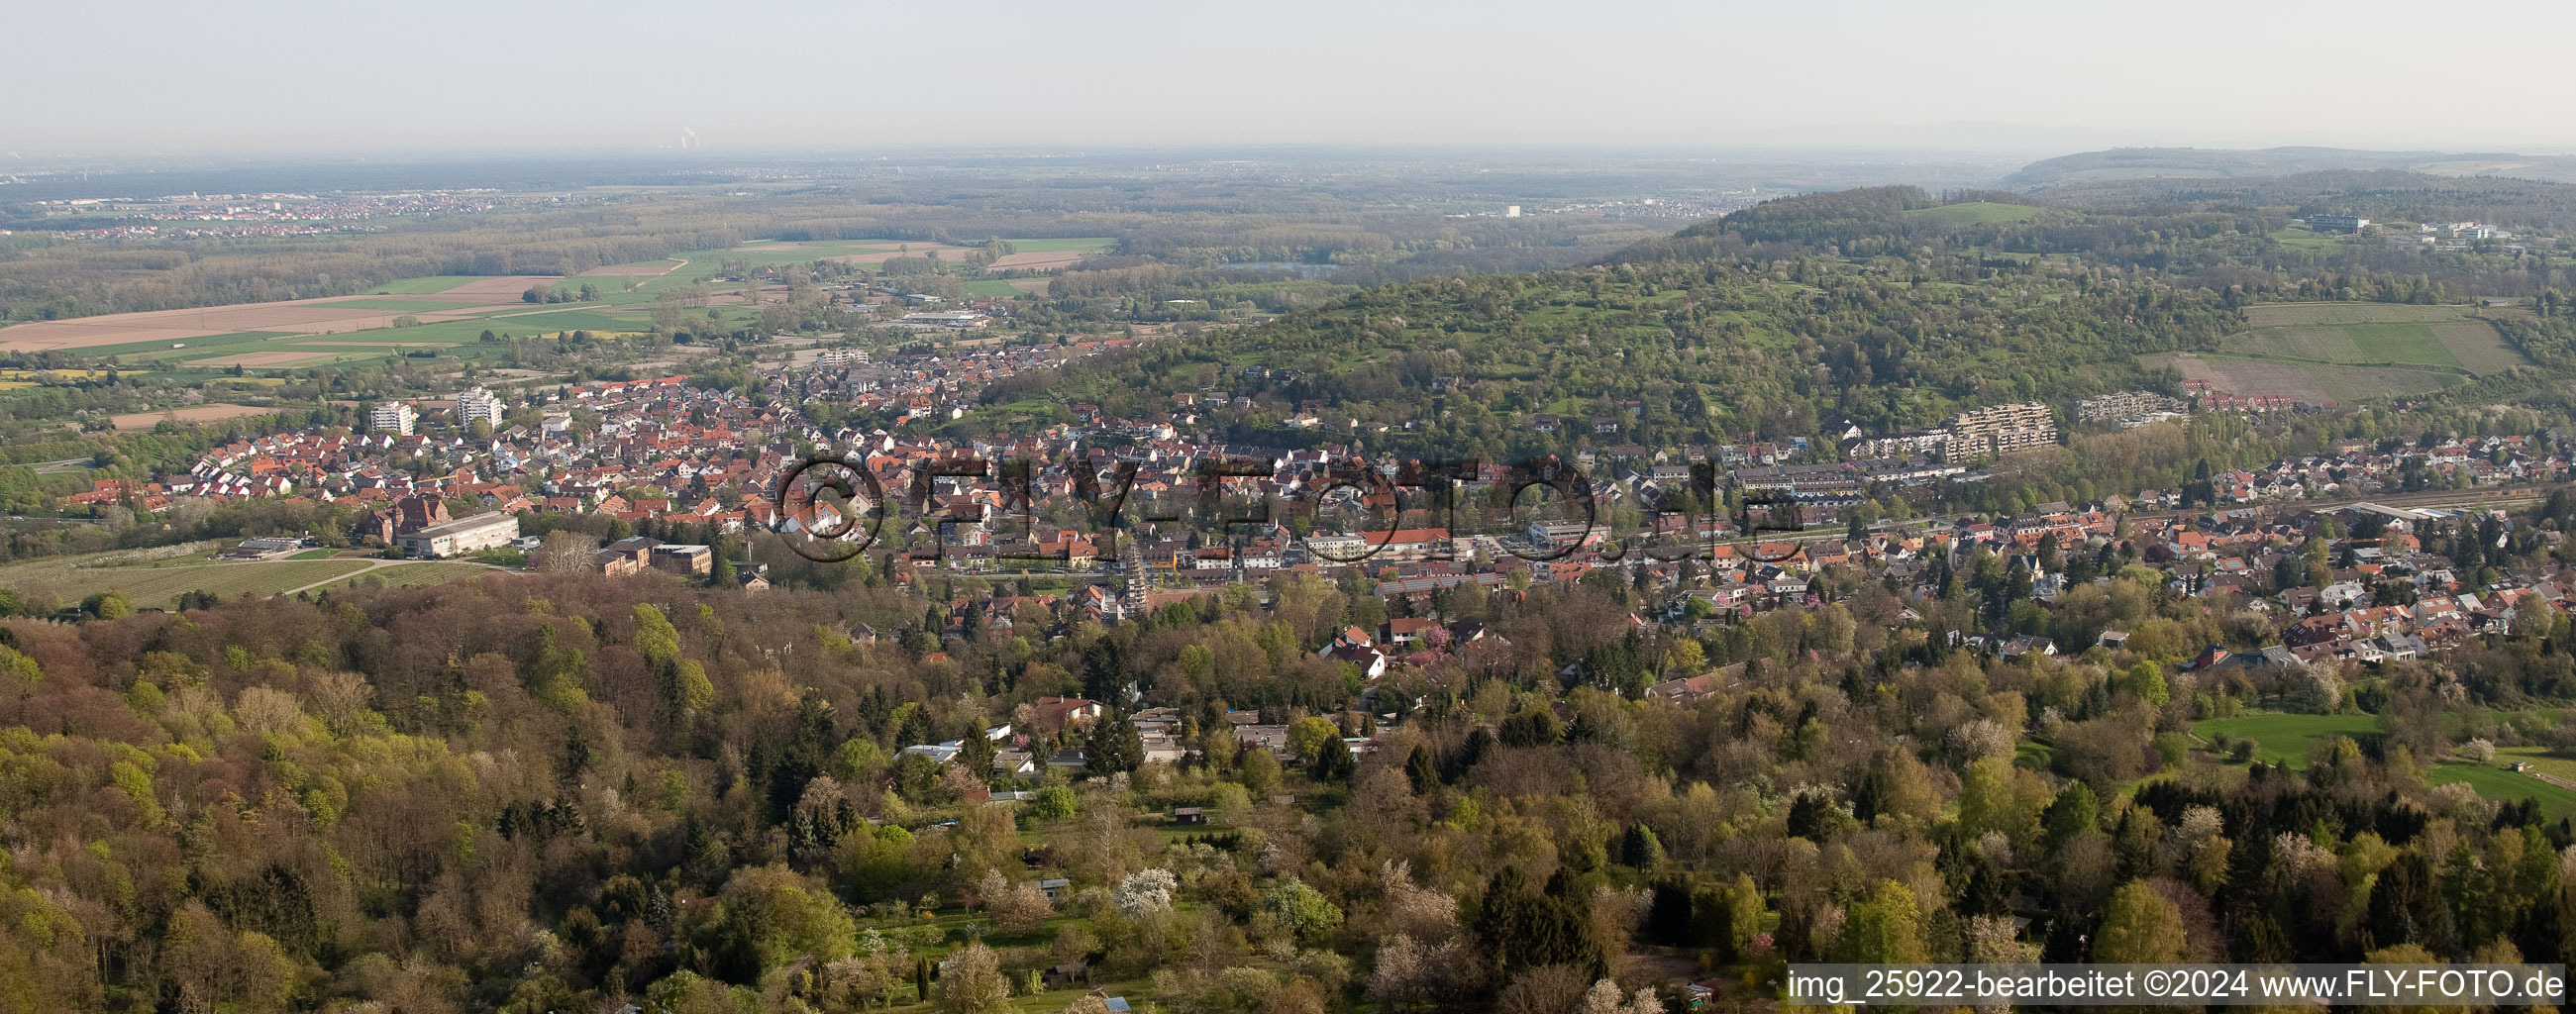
(768, 453, 1816, 564)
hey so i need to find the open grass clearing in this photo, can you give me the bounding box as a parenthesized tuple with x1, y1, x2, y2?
(2191, 712, 2384, 768)
(2267, 228, 2347, 253)
(0, 554, 373, 611)
(325, 561, 495, 593)
(2430, 762, 2576, 820)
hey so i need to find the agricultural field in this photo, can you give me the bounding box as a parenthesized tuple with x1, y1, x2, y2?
(558, 238, 1002, 307)
(365, 275, 506, 294)
(0, 273, 598, 374)
(311, 298, 496, 312)
(2191, 712, 2385, 768)
(0, 235, 1081, 379)
(0, 286, 545, 355)
(2239, 303, 2496, 326)
(84, 304, 671, 370)
(2222, 304, 2526, 373)
(2145, 302, 2527, 402)
(107, 403, 285, 430)
(2146, 353, 2460, 403)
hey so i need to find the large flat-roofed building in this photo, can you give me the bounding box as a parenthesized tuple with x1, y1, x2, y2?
(651, 544, 712, 574)
(395, 511, 519, 558)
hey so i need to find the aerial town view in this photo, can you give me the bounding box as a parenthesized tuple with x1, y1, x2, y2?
(9, 1, 2576, 1011)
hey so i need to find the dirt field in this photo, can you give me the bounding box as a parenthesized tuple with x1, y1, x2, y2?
(1008, 278, 1053, 293)
(109, 403, 282, 430)
(0, 302, 418, 351)
(0, 274, 558, 352)
(989, 250, 1090, 270)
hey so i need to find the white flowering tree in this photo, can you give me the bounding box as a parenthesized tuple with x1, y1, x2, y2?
(1115, 867, 1178, 917)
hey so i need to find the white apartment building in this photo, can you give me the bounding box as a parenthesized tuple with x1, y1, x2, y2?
(456, 386, 506, 428)
(371, 402, 417, 436)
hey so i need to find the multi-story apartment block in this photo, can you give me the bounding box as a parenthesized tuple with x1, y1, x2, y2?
(1946, 402, 2057, 458)
(456, 386, 506, 428)
(371, 402, 417, 436)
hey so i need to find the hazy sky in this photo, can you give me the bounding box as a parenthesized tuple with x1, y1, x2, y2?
(11, 0, 2572, 156)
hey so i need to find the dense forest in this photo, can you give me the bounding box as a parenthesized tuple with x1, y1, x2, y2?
(7, 502, 2576, 1013)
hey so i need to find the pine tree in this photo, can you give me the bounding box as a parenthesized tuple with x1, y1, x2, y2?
(1085, 712, 1143, 775)
(710, 539, 736, 586)
(1404, 745, 1439, 792)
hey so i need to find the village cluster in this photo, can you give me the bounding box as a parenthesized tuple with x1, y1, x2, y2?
(57, 339, 2576, 680)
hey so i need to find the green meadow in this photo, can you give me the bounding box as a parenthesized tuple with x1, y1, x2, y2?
(2192, 712, 2384, 768)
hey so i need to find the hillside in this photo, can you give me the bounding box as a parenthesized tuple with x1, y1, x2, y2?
(2001, 146, 2576, 188)
(983, 182, 2571, 453)
(977, 186, 2228, 463)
